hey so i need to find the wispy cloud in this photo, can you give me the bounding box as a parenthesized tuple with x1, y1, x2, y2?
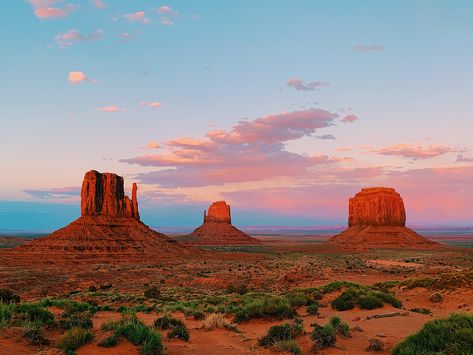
(286, 78, 330, 91)
(91, 0, 107, 9)
(96, 105, 127, 112)
(121, 108, 341, 187)
(23, 186, 80, 199)
(156, 5, 178, 26)
(368, 143, 457, 160)
(28, 0, 77, 19)
(115, 32, 141, 42)
(456, 154, 473, 163)
(124, 11, 151, 24)
(55, 29, 103, 48)
(315, 134, 336, 140)
(341, 114, 358, 123)
(143, 141, 161, 150)
(68, 71, 89, 84)
(140, 101, 161, 109)
(352, 44, 385, 52)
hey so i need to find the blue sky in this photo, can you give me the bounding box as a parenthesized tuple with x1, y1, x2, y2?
(1, 1, 472, 230)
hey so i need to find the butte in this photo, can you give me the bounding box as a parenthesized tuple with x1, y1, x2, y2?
(327, 187, 440, 250)
(16, 170, 187, 254)
(181, 201, 261, 246)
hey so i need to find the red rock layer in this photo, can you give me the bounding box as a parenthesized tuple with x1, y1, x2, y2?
(183, 201, 260, 245)
(81, 170, 139, 220)
(328, 187, 441, 250)
(17, 170, 187, 254)
(204, 201, 231, 224)
(349, 187, 405, 227)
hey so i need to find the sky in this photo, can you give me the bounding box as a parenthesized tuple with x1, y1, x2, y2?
(1, 0, 473, 230)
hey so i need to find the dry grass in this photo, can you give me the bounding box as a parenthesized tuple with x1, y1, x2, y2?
(202, 313, 232, 330)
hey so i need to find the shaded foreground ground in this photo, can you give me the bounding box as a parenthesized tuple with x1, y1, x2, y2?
(0, 234, 472, 354)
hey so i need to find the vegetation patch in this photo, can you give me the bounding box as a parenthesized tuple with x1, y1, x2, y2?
(57, 327, 94, 352)
(330, 284, 402, 311)
(392, 313, 473, 355)
(234, 294, 297, 322)
(259, 318, 304, 347)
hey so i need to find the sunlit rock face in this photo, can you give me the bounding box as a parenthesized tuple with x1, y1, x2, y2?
(328, 187, 440, 250)
(348, 187, 406, 227)
(15, 170, 188, 255)
(182, 201, 261, 246)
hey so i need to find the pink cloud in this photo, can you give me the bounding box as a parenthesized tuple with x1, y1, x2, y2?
(455, 154, 473, 163)
(28, 0, 76, 19)
(341, 114, 359, 123)
(368, 143, 457, 160)
(68, 71, 88, 84)
(144, 141, 160, 150)
(115, 32, 140, 42)
(156, 5, 178, 26)
(96, 105, 126, 113)
(352, 44, 385, 52)
(91, 0, 107, 9)
(55, 29, 103, 48)
(286, 78, 330, 91)
(121, 108, 341, 187)
(140, 101, 162, 108)
(124, 11, 151, 24)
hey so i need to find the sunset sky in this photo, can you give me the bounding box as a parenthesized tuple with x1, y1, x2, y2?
(1, 1, 473, 230)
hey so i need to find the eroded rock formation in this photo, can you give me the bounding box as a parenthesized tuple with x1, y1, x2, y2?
(182, 201, 260, 245)
(328, 187, 440, 250)
(17, 170, 185, 254)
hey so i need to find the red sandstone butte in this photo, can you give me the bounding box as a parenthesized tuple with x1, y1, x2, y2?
(328, 187, 440, 250)
(16, 170, 186, 254)
(182, 201, 261, 245)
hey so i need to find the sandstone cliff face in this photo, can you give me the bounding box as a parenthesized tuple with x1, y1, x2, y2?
(328, 187, 440, 250)
(183, 200, 260, 245)
(204, 201, 231, 224)
(81, 170, 140, 220)
(348, 187, 406, 227)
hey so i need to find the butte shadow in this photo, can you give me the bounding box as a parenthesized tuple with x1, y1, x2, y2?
(179, 201, 261, 246)
(327, 187, 441, 250)
(15, 170, 189, 255)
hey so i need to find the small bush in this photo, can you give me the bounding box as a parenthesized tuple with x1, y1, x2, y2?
(235, 296, 296, 322)
(144, 287, 161, 300)
(392, 313, 473, 355)
(140, 330, 163, 355)
(227, 284, 249, 295)
(98, 335, 118, 347)
(154, 315, 183, 330)
(410, 307, 431, 315)
(22, 321, 49, 345)
(167, 324, 190, 341)
(202, 313, 233, 330)
(0, 289, 20, 304)
(88, 285, 97, 292)
(329, 316, 350, 337)
(57, 327, 94, 351)
(311, 324, 336, 352)
(331, 292, 355, 311)
(13, 303, 55, 327)
(259, 318, 304, 347)
(366, 338, 384, 352)
(193, 310, 206, 320)
(307, 303, 319, 315)
(0, 303, 14, 328)
(274, 339, 303, 354)
(59, 312, 93, 330)
(358, 295, 384, 310)
(429, 292, 444, 303)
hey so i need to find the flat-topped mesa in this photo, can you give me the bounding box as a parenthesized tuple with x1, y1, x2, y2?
(204, 201, 231, 224)
(80, 170, 140, 220)
(348, 187, 406, 227)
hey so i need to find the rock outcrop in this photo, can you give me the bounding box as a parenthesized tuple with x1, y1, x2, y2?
(181, 201, 261, 245)
(328, 187, 440, 250)
(17, 170, 185, 254)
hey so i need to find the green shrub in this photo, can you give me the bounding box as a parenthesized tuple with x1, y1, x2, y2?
(167, 324, 190, 341)
(59, 312, 93, 330)
(307, 303, 319, 315)
(22, 321, 49, 345)
(0, 303, 14, 328)
(154, 315, 184, 330)
(373, 291, 403, 308)
(358, 295, 384, 310)
(311, 324, 336, 352)
(235, 296, 296, 322)
(286, 291, 310, 307)
(0, 289, 20, 304)
(111, 317, 164, 355)
(193, 310, 206, 320)
(331, 292, 355, 311)
(57, 327, 94, 351)
(144, 287, 161, 300)
(227, 284, 249, 295)
(140, 330, 163, 355)
(366, 338, 384, 352)
(98, 335, 118, 347)
(13, 303, 55, 327)
(329, 316, 350, 337)
(274, 339, 303, 355)
(259, 318, 304, 347)
(392, 313, 473, 355)
(410, 308, 431, 315)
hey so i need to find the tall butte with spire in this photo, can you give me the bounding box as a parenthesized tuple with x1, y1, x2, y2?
(328, 187, 440, 250)
(17, 170, 186, 254)
(182, 201, 261, 245)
